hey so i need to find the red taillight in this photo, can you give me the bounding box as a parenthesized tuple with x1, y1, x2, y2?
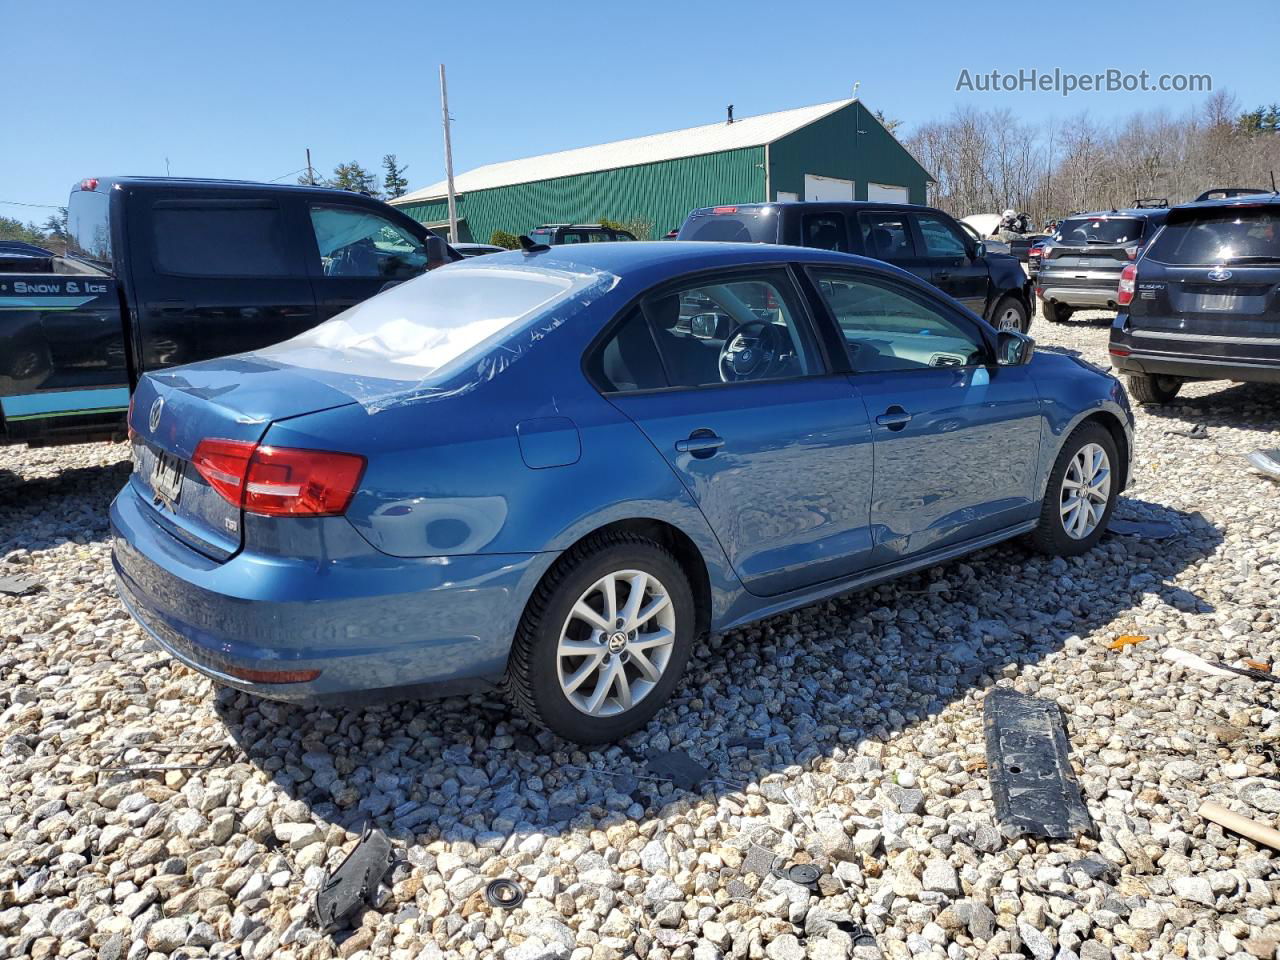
(244, 446, 365, 517)
(192, 440, 364, 517)
(1035, 286, 1045, 299)
(1117, 264, 1137, 306)
(1109, 346, 1132, 357)
(1125, 245, 1139, 261)
(79, 178, 99, 191)
(1028, 247, 1041, 258)
(712, 206, 738, 214)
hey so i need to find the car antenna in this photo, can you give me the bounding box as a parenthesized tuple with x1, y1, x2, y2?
(1271, 170, 1277, 194)
(518, 234, 551, 253)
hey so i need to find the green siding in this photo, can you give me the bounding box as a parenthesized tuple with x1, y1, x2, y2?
(398, 147, 766, 243)
(769, 103, 931, 204)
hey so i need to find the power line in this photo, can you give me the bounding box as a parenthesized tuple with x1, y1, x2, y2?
(0, 199, 62, 209)
(266, 166, 310, 183)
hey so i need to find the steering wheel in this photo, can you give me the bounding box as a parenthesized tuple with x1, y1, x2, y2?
(718, 319, 787, 383)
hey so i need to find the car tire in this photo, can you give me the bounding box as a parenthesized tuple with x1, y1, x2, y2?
(1041, 300, 1073, 324)
(1125, 372, 1182, 404)
(1027, 421, 1120, 557)
(505, 533, 696, 744)
(989, 295, 1030, 333)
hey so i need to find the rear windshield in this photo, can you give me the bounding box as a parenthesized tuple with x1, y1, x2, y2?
(678, 209, 779, 243)
(1145, 208, 1280, 265)
(1055, 216, 1144, 245)
(68, 189, 112, 268)
(256, 264, 615, 385)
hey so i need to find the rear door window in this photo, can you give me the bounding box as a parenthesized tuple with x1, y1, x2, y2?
(1145, 209, 1280, 265)
(858, 212, 917, 259)
(151, 199, 302, 277)
(1055, 217, 1144, 245)
(802, 214, 849, 252)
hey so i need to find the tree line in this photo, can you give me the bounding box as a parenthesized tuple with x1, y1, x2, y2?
(905, 91, 1280, 224)
(298, 154, 410, 201)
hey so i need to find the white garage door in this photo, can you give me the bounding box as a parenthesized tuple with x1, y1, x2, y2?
(867, 183, 909, 203)
(804, 174, 854, 202)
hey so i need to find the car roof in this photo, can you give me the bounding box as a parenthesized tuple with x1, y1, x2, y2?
(74, 176, 377, 197)
(1171, 192, 1280, 211)
(1062, 208, 1168, 219)
(688, 201, 933, 216)
(445, 239, 917, 282)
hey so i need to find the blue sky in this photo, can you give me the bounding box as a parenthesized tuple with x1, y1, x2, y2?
(4, 0, 1277, 215)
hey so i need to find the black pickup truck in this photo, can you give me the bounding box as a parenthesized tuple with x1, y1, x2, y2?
(0, 177, 452, 446)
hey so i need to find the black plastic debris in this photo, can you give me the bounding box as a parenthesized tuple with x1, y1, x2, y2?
(98, 740, 232, 783)
(0, 573, 42, 596)
(1166, 423, 1209, 439)
(644, 749, 710, 791)
(1246, 448, 1280, 480)
(314, 821, 394, 931)
(983, 688, 1095, 840)
(483, 878, 525, 910)
(773, 862, 821, 890)
(1108, 517, 1177, 539)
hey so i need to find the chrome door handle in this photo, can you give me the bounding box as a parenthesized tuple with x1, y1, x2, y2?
(675, 432, 725, 457)
(876, 409, 913, 429)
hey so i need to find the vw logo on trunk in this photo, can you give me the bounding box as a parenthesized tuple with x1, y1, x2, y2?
(148, 397, 164, 432)
(1207, 267, 1233, 282)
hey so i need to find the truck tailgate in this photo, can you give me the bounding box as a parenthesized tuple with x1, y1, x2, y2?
(0, 272, 129, 443)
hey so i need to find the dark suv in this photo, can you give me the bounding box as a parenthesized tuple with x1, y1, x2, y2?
(1036, 208, 1168, 322)
(677, 202, 1034, 331)
(527, 223, 638, 245)
(1109, 195, 1280, 402)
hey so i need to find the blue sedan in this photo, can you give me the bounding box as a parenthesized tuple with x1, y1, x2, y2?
(111, 242, 1134, 743)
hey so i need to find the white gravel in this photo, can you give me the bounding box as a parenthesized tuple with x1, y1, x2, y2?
(1, 311, 1278, 960)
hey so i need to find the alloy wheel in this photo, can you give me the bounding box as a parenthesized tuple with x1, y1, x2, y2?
(1060, 442, 1111, 539)
(996, 305, 1023, 332)
(556, 569, 676, 717)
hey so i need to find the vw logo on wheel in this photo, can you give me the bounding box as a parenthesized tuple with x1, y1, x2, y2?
(1207, 267, 1233, 282)
(148, 396, 164, 432)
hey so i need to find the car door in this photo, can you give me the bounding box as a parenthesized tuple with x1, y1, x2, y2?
(911, 212, 990, 313)
(806, 266, 1043, 564)
(304, 202, 435, 321)
(854, 210, 931, 284)
(592, 267, 876, 597)
(128, 190, 317, 371)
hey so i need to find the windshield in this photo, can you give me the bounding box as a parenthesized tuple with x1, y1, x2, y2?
(1055, 217, 1144, 245)
(1145, 209, 1280, 265)
(678, 208, 780, 243)
(256, 264, 610, 385)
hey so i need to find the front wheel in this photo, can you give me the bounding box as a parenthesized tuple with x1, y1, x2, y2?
(1041, 300, 1074, 324)
(1028, 422, 1120, 556)
(505, 534, 696, 744)
(1125, 372, 1182, 404)
(989, 295, 1030, 333)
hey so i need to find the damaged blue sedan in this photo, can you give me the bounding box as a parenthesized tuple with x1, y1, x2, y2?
(112, 242, 1133, 743)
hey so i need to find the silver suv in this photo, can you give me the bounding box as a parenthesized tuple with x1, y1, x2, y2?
(1036, 208, 1168, 322)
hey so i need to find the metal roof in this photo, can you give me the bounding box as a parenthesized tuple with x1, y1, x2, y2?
(392, 99, 857, 206)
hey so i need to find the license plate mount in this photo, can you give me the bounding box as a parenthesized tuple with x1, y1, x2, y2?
(151, 450, 185, 504)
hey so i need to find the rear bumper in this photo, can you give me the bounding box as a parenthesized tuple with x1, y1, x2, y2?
(110, 482, 554, 704)
(1037, 279, 1120, 308)
(1109, 316, 1280, 384)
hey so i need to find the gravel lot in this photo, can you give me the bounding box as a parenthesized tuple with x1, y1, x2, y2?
(1, 311, 1278, 960)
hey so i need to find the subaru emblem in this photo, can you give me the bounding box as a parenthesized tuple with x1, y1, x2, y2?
(148, 396, 164, 432)
(1207, 267, 1232, 282)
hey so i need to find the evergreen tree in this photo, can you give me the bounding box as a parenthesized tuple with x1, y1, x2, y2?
(382, 154, 409, 199)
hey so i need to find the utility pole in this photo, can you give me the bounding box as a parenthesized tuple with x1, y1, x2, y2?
(305, 148, 315, 186)
(440, 64, 459, 243)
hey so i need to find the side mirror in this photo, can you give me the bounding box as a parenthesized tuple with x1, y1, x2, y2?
(996, 330, 1035, 366)
(425, 235, 450, 269)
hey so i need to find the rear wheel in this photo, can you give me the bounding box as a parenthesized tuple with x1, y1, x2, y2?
(1125, 372, 1182, 404)
(1028, 422, 1120, 556)
(1041, 300, 1074, 324)
(989, 295, 1030, 333)
(506, 534, 696, 744)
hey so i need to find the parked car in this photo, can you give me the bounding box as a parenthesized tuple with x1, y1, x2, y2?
(113, 241, 1133, 743)
(453, 242, 507, 257)
(527, 223, 638, 244)
(1025, 237, 1050, 280)
(1036, 207, 1170, 322)
(1110, 194, 1280, 402)
(0, 176, 456, 447)
(0, 240, 56, 273)
(678, 201, 1034, 332)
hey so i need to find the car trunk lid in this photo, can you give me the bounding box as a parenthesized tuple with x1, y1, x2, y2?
(128, 358, 361, 560)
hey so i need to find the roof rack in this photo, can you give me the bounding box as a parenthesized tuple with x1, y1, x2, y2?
(1133, 197, 1169, 209)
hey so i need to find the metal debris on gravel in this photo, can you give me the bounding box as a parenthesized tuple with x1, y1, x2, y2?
(0, 311, 1278, 960)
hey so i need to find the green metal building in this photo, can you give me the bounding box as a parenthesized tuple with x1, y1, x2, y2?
(390, 98, 932, 243)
